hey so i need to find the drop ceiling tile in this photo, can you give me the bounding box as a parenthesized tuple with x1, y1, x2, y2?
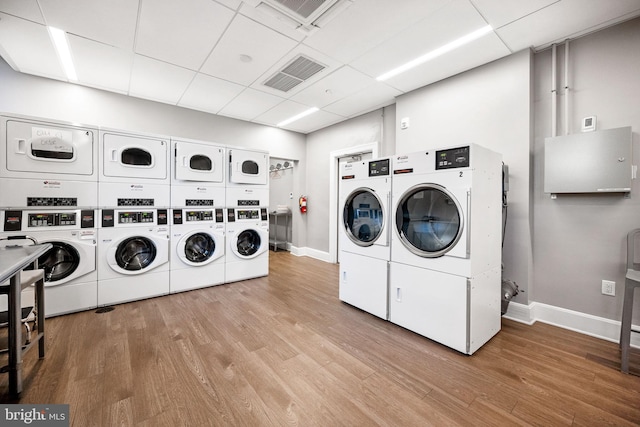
(350, 0, 494, 78)
(497, 0, 640, 51)
(0, 0, 44, 23)
(179, 73, 245, 114)
(0, 13, 66, 80)
(69, 35, 132, 94)
(38, 0, 138, 49)
(382, 33, 510, 92)
(282, 109, 346, 134)
(304, 0, 451, 63)
(218, 88, 285, 121)
(470, 0, 559, 29)
(290, 66, 376, 108)
(129, 55, 196, 105)
(136, 0, 235, 70)
(215, 0, 242, 11)
(253, 99, 315, 127)
(323, 82, 401, 117)
(200, 14, 298, 86)
(237, 3, 306, 42)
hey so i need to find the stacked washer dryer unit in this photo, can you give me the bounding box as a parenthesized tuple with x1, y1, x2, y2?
(170, 138, 226, 293)
(225, 148, 269, 283)
(338, 158, 391, 319)
(97, 128, 171, 306)
(390, 144, 502, 355)
(0, 114, 99, 317)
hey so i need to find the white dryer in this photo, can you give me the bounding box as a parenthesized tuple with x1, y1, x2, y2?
(171, 138, 225, 186)
(338, 157, 391, 319)
(0, 209, 98, 317)
(227, 148, 268, 187)
(0, 114, 98, 208)
(390, 144, 502, 355)
(97, 208, 170, 306)
(98, 128, 170, 208)
(170, 208, 225, 293)
(225, 207, 269, 283)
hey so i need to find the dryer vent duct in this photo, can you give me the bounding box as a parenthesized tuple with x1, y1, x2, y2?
(263, 55, 326, 92)
(501, 279, 520, 315)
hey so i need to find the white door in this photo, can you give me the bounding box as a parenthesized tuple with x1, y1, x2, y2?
(102, 132, 168, 180)
(3, 117, 96, 177)
(228, 149, 268, 185)
(174, 140, 224, 183)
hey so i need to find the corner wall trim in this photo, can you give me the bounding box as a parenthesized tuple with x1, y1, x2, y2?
(504, 301, 640, 348)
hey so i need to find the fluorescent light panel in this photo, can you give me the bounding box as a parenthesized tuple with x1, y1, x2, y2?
(376, 25, 493, 81)
(277, 107, 319, 127)
(48, 26, 78, 81)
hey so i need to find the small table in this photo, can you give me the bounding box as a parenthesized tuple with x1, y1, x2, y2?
(269, 211, 291, 252)
(0, 243, 50, 396)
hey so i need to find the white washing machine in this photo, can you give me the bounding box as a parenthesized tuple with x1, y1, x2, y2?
(98, 128, 170, 208)
(97, 208, 170, 306)
(390, 144, 502, 355)
(338, 157, 391, 319)
(0, 114, 98, 208)
(227, 148, 268, 187)
(225, 187, 269, 283)
(170, 208, 225, 293)
(0, 209, 98, 317)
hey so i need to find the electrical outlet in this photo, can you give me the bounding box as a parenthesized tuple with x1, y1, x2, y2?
(602, 280, 615, 296)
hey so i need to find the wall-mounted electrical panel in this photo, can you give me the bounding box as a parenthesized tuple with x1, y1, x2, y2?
(544, 126, 632, 194)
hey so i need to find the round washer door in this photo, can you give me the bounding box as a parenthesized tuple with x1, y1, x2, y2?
(233, 229, 263, 258)
(342, 188, 385, 247)
(179, 232, 219, 266)
(38, 242, 80, 286)
(115, 236, 157, 271)
(395, 183, 463, 258)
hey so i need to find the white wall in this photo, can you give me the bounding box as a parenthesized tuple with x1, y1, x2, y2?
(0, 58, 308, 247)
(532, 18, 640, 323)
(394, 49, 534, 304)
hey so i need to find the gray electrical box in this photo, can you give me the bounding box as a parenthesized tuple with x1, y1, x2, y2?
(544, 126, 632, 194)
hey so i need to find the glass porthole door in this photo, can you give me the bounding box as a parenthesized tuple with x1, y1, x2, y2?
(343, 188, 385, 247)
(115, 236, 157, 271)
(395, 184, 463, 258)
(184, 232, 216, 264)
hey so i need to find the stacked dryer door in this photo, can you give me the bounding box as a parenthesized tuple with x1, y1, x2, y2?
(0, 114, 99, 316)
(170, 138, 226, 293)
(0, 114, 99, 209)
(97, 129, 171, 306)
(390, 145, 502, 355)
(225, 148, 269, 283)
(338, 158, 391, 319)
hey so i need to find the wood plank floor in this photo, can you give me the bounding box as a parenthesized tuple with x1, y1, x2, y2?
(1, 251, 639, 426)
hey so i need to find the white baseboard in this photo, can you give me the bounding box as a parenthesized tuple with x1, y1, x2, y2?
(504, 301, 640, 348)
(289, 246, 332, 263)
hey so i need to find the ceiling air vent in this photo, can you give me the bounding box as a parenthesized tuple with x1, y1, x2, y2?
(248, 0, 354, 34)
(263, 55, 326, 92)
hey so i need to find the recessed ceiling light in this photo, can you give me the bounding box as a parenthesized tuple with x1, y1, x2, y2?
(376, 25, 493, 81)
(47, 26, 77, 81)
(239, 54, 253, 63)
(277, 107, 319, 127)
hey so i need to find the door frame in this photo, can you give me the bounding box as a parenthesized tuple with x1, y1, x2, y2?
(328, 142, 378, 264)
